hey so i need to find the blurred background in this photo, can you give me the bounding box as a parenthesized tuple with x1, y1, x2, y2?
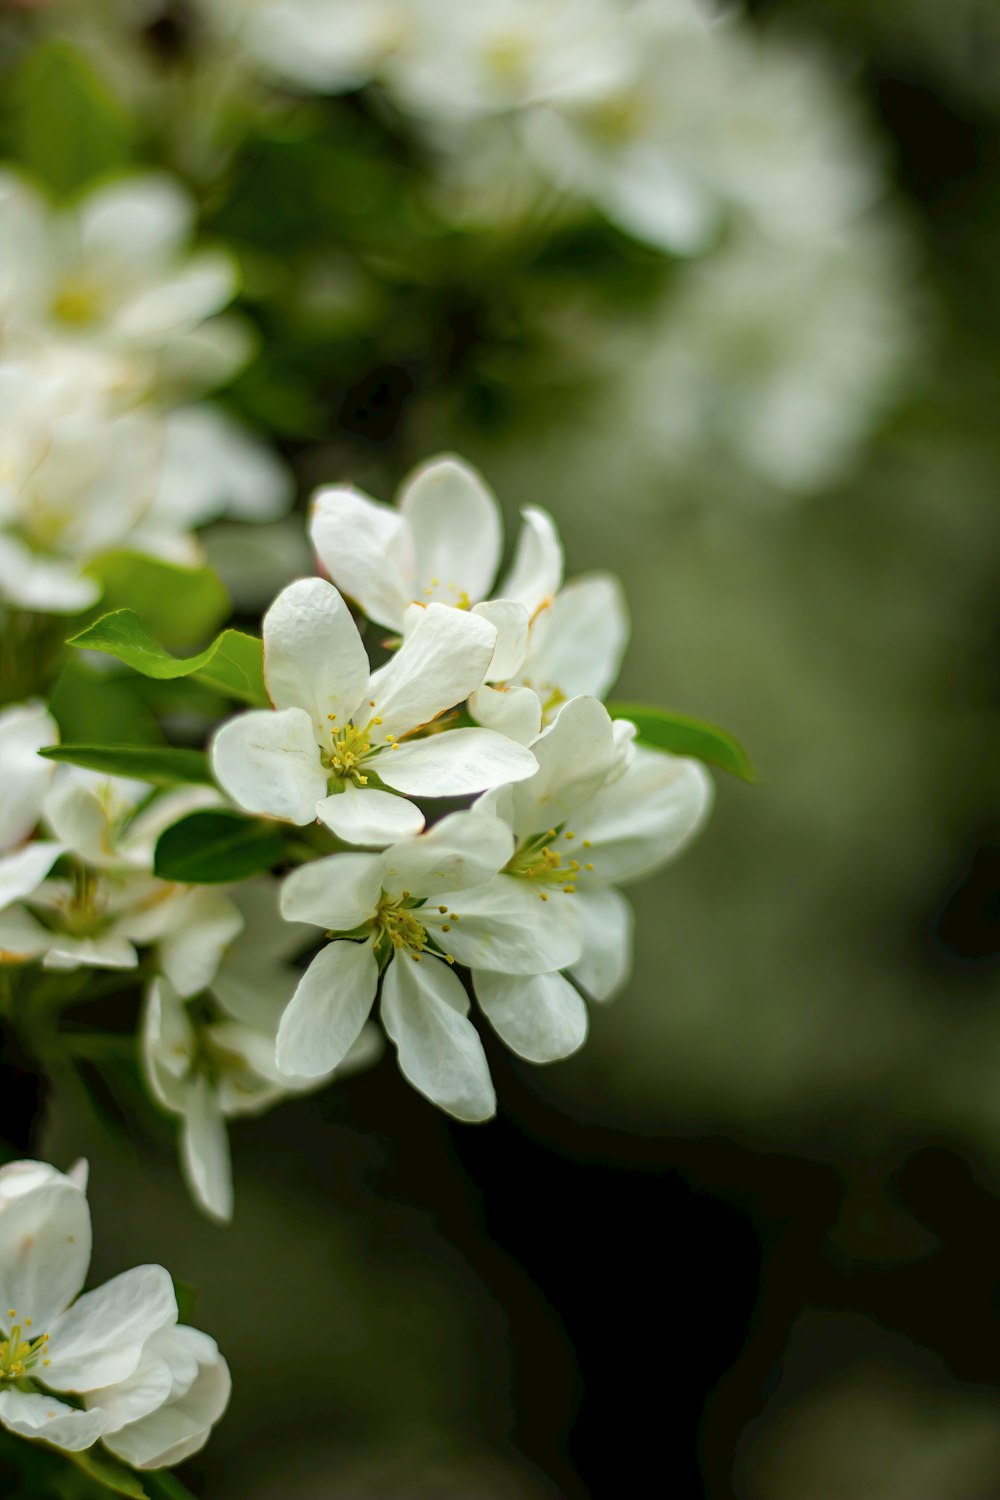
(1, 0, 999, 1495)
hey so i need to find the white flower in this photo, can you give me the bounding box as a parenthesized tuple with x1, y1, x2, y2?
(211, 575, 537, 846)
(142, 879, 382, 1222)
(471, 695, 713, 1062)
(276, 809, 581, 1118)
(146, 403, 294, 538)
(0, 702, 65, 916)
(0, 171, 238, 367)
(0, 1158, 229, 1466)
(310, 455, 629, 744)
(207, 0, 405, 93)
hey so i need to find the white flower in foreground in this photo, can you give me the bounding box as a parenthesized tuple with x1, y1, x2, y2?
(0, 702, 65, 916)
(143, 879, 382, 1221)
(0, 170, 238, 365)
(212, 576, 536, 846)
(471, 695, 713, 1063)
(276, 810, 581, 1118)
(0, 1159, 229, 1466)
(310, 455, 629, 743)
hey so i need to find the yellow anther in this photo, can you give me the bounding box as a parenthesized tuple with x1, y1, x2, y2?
(444, 955, 455, 965)
(565, 831, 575, 840)
(450, 913, 460, 921)
(585, 863, 594, 871)
(438, 905, 448, 914)
(441, 924, 451, 932)
(328, 713, 337, 721)
(412, 953, 421, 962)
(358, 775, 368, 785)
(563, 884, 576, 894)
(401, 890, 410, 900)
(582, 840, 592, 849)
(373, 717, 382, 725)
(540, 892, 549, 901)
(24, 1319, 31, 1329)
(7, 1312, 14, 1320)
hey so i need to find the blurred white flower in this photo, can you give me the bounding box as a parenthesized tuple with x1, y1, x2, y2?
(0, 702, 65, 917)
(276, 809, 580, 1117)
(0, 170, 239, 372)
(143, 878, 382, 1221)
(211, 576, 536, 846)
(204, 0, 404, 93)
(0, 1157, 229, 1466)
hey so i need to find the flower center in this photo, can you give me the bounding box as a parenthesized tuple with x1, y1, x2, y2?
(51, 277, 104, 327)
(506, 829, 596, 900)
(418, 578, 472, 610)
(375, 894, 428, 956)
(0, 1312, 50, 1381)
(322, 714, 385, 785)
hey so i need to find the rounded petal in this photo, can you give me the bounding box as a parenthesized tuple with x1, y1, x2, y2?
(397, 455, 502, 607)
(157, 888, 244, 999)
(367, 603, 496, 740)
(279, 852, 384, 932)
(511, 695, 617, 837)
(78, 174, 193, 270)
(473, 969, 588, 1063)
(275, 938, 379, 1079)
(157, 405, 293, 529)
(180, 1075, 233, 1224)
(473, 598, 529, 681)
(425, 874, 581, 975)
(568, 886, 634, 1002)
(0, 1181, 91, 1332)
(0, 1388, 107, 1451)
(574, 749, 714, 883)
(0, 534, 100, 613)
(498, 506, 564, 615)
(378, 726, 537, 799)
(262, 577, 369, 735)
(316, 782, 424, 846)
(381, 811, 513, 899)
(116, 252, 236, 341)
(524, 572, 629, 701)
(380, 952, 496, 1122)
(46, 1265, 177, 1393)
(310, 484, 414, 631)
(0, 841, 64, 913)
(102, 1341, 231, 1470)
(211, 707, 327, 824)
(141, 979, 195, 1114)
(0, 700, 58, 849)
(468, 683, 542, 745)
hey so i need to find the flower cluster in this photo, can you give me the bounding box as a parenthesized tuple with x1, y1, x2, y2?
(0, 1158, 229, 1467)
(209, 455, 713, 1118)
(0, 171, 291, 614)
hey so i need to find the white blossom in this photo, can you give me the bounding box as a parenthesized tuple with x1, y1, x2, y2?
(142, 879, 382, 1222)
(276, 810, 581, 1118)
(0, 702, 64, 916)
(211, 575, 537, 846)
(0, 1158, 229, 1466)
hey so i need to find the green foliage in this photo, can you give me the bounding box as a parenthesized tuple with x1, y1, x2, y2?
(607, 703, 755, 782)
(65, 1447, 148, 1498)
(84, 556, 230, 651)
(39, 745, 214, 787)
(154, 809, 286, 884)
(70, 611, 268, 708)
(49, 659, 164, 748)
(9, 41, 133, 198)
(0, 1427, 197, 1500)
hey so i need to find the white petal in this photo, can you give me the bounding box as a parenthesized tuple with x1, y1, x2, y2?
(397, 455, 502, 607)
(380, 811, 513, 899)
(180, 1075, 233, 1224)
(0, 905, 55, 960)
(104, 1347, 231, 1470)
(279, 852, 384, 931)
(498, 506, 564, 615)
(211, 707, 328, 824)
(524, 572, 629, 701)
(158, 888, 244, 999)
(425, 874, 581, 975)
(0, 1389, 107, 1451)
(141, 980, 194, 1114)
(473, 598, 529, 680)
(0, 1160, 82, 1203)
(262, 577, 369, 736)
(309, 484, 414, 631)
(574, 749, 714, 883)
(78, 174, 193, 270)
(0, 1181, 91, 1332)
(473, 969, 588, 1063)
(316, 781, 424, 846)
(0, 700, 58, 849)
(156, 405, 293, 528)
(43, 773, 139, 870)
(275, 938, 378, 1079)
(42, 934, 139, 972)
(0, 534, 101, 613)
(86, 1348, 174, 1436)
(367, 603, 496, 739)
(511, 695, 616, 837)
(569, 886, 633, 1002)
(380, 952, 495, 1122)
(46, 1265, 177, 1392)
(0, 842, 63, 912)
(115, 253, 237, 341)
(379, 726, 536, 799)
(468, 683, 542, 745)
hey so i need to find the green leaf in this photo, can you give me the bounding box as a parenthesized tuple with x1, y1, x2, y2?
(172, 1278, 198, 1324)
(69, 611, 268, 707)
(40, 744, 214, 787)
(154, 809, 285, 884)
(65, 1446, 148, 1498)
(84, 554, 230, 649)
(11, 42, 133, 198)
(49, 658, 163, 747)
(607, 703, 755, 782)
(143, 1473, 198, 1500)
